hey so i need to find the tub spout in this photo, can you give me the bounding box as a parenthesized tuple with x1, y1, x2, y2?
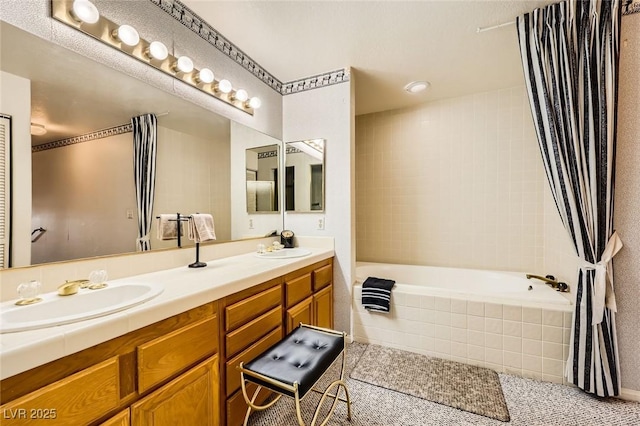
(525, 274, 558, 287)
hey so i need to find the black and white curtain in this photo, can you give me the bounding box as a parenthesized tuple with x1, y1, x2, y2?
(132, 113, 158, 252)
(516, 0, 622, 397)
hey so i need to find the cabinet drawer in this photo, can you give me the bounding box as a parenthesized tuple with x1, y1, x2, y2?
(138, 316, 218, 394)
(285, 273, 312, 307)
(225, 285, 281, 332)
(0, 357, 119, 425)
(226, 306, 281, 358)
(225, 326, 283, 397)
(313, 264, 332, 291)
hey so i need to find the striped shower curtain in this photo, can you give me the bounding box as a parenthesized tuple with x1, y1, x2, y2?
(132, 113, 158, 252)
(516, 0, 622, 397)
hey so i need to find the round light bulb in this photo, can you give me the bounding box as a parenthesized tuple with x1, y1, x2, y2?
(71, 0, 100, 24)
(113, 24, 139, 47)
(217, 79, 232, 94)
(174, 56, 194, 73)
(147, 41, 168, 60)
(248, 97, 262, 109)
(197, 68, 214, 84)
(234, 89, 249, 102)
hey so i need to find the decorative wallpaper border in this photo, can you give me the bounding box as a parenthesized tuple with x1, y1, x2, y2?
(622, 0, 640, 15)
(149, 0, 349, 96)
(282, 69, 351, 95)
(32, 123, 133, 153)
(149, 0, 283, 93)
(257, 150, 278, 159)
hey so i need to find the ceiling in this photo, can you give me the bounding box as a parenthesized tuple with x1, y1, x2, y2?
(182, 0, 556, 115)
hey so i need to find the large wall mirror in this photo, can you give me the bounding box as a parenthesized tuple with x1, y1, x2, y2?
(285, 139, 325, 212)
(245, 145, 280, 213)
(0, 21, 283, 267)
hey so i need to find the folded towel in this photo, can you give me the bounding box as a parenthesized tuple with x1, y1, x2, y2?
(362, 277, 396, 313)
(157, 214, 183, 240)
(187, 214, 216, 243)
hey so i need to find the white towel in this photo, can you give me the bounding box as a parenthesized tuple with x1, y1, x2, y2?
(157, 214, 183, 240)
(187, 214, 216, 243)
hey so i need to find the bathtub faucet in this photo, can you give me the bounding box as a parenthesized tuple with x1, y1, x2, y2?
(526, 274, 569, 292)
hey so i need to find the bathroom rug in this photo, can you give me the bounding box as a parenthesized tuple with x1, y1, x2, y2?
(349, 344, 510, 422)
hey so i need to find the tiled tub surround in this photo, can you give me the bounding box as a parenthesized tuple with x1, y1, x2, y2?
(352, 263, 573, 385)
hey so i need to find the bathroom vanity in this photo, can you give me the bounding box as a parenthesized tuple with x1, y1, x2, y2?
(0, 250, 334, 426)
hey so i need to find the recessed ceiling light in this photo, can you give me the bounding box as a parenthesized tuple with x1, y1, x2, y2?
(404, 81, 430, 94)
(30, 123, 47, 136)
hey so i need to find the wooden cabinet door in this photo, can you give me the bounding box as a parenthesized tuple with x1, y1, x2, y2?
(100, 409, 130, 426)
(286, 296, 313, 333)
(313, 284, 333, 329)
(0, 357, 120, 426)
(131, 355, 219, 426)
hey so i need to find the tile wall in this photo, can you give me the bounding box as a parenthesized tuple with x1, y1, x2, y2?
(355, 86, 547, 273)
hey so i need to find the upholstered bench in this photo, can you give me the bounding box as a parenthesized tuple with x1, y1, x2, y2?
(238, 324, 352, 426)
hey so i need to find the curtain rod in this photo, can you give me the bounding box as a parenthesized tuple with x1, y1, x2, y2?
(477, 20, 516, 33)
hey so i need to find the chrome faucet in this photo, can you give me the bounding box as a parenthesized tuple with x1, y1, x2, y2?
(526, 274, 569, 292)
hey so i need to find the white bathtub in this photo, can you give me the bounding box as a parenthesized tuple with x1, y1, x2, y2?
(355, 262, 571, 307)
(352, 262, 574, 384)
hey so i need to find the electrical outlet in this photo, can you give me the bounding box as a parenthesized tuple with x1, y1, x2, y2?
(317, 217, 325, 230)
(126, 209, 134, 219)
(249, 219, 254, 229)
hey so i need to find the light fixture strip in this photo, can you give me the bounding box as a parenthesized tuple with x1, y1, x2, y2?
(51, 0, 255, 115)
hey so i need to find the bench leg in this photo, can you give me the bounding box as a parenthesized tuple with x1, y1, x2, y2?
(306, 379, 352, 426)
(240, 374, 283, 426)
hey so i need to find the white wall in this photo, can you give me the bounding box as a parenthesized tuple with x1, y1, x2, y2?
(283, 80, 354, 333)
(230, 122, 282, 240)
(0, 71, 31, 267)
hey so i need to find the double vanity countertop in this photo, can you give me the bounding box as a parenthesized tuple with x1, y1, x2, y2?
(0, 246, 334, 380)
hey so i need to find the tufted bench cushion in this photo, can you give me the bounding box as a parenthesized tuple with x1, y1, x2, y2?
(242, 326, 344, 399)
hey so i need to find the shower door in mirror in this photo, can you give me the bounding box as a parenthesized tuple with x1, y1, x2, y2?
(285, 139, 325, 212)
(245, 144, 280, 213)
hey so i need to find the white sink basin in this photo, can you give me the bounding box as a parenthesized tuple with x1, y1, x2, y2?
(0, 282, 164, 333)
(255, 248, 312, 259)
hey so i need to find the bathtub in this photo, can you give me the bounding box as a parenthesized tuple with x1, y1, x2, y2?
(352, 262, 574, 384)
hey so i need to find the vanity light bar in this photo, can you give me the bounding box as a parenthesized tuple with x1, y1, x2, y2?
(52, 0, 260, 115)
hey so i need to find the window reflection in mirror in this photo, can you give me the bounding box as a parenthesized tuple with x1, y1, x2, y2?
(285, 139, 325, 212)
(245, 144, 280, 213)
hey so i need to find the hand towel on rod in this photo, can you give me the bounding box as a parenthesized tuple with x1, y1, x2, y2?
(187, 214, 216, 243)
(157, 214, 183, 240)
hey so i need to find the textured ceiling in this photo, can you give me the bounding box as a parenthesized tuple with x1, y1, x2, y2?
(182, 0, 556, 115)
